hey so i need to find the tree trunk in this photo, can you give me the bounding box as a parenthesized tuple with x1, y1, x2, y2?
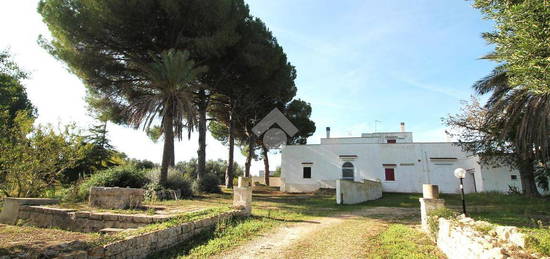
(160, 105, 174, 186)
(245, 130, 255, 178)
(262, 145, 270, 186)
(519, 158, 540, 197)
(225, 106, 235, 188)
(169, 149, 175, 167)
(197, 90, 207, 181)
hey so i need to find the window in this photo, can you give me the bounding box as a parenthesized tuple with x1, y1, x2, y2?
(387, 139, 396, 144)
(385, 168, 395, 181)
(511, 175, 518, 180)
(342, 162, 354, 180)
(303, 167, 311, 179)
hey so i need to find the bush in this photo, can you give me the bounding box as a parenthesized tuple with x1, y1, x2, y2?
(77, 164, 149, 199)
(193, 173, 221, 194)
(145, 168, 192, 198)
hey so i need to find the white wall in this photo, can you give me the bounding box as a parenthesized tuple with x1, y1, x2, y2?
(281, 142, 515, 194)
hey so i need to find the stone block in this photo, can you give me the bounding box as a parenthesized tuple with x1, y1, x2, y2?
(87, 247, 105, 258)
(101, 213, 119, 221)
(0, 198, 58, 225)
(132, 215, 153, 224)
(419, 198, 445, 232)
(116, 214, 135, 222)
(63, 250, 88, 259)
(422, 184, 439, 199)
(238, 177, 252, 188)
(233, 187, 252, 215)
(509, 232, 525, 248)
(89, 187, 145, 210)
(103, 240, 130, 256)
(180, 222, 192, 233)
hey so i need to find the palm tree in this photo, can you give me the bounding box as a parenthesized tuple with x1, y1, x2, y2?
(126, 49, 206, 185)
(474, 65, 549, 196)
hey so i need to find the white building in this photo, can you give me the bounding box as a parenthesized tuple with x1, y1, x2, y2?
(280, 123, 523, 194)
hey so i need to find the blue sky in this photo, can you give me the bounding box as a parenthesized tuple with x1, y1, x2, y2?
(248, 0, 495, 141)
(0, 1, 495, 173)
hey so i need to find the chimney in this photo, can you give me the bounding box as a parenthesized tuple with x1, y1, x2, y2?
(400, 122, 405, 132)
(326, 127, 331, 138)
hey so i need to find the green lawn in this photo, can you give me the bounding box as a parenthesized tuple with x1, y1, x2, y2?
(149, 188, 438, 258)
(367, 191, 550, 256)
(366, 224, 444, 259)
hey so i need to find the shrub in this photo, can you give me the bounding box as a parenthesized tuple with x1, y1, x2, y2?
(78, 164, 149, 199)
(193, 173, 221, 194)
(145, 168, 192, 198)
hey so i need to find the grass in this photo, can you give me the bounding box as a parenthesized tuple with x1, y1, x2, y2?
(148, 216, 280, 258)
(149, 187, 437, 258)
(0, 224, 96, 256)
(13, 188, 547, 257)
(365, 224, 444, 259)
(250, 189, 550, 257)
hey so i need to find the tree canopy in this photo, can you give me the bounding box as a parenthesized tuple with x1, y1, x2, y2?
(474, 0, 550, 94)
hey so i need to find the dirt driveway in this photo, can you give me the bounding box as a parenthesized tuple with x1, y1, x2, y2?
(219, 207, 419, 259)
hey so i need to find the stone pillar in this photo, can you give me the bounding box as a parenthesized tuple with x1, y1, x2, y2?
(233, 187, 252, 215)
(238, 177, 252, 188)
(423, 184, 439, 199)
(419, 184, 445, 232)
(234, 177, 252, 215)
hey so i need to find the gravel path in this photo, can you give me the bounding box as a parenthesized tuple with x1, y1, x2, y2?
(218, 207, 418, 259)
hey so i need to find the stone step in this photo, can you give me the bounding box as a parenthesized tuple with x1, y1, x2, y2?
(99, 227, 136, 234)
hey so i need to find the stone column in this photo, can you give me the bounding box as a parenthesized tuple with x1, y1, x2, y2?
(233, 177, 252, 215)
(238, 177, 252, 188)
(419, 184, 445, 232)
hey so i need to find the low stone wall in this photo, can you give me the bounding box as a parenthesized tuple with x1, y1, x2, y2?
(18, 206, 174, 232)
(0, 198, 59, 225)
(252, 176, 282, 187)
(89, 187, 145, 209)
(82, 210, 246, 259)
(436, 216, 537, 259)
(335, 179, 382, 204)
(12, 209, 247, 259)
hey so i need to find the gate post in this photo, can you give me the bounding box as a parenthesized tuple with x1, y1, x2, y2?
(419, 184, 445, 232)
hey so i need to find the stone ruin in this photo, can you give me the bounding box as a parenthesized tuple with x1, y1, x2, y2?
(419, 184, 538, 259)
(89, 187, 145, 209)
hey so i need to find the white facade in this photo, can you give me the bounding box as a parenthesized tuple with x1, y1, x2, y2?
(280, 129, 523, 194)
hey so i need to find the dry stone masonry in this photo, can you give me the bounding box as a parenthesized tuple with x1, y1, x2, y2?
(18, 205, 174, 232)
(7, 209, 247, 259)
(418, 184, 542, 259)
(89, 187, 145, 209)
(0, 197, 59, 225)
(437, 216, 539, 259)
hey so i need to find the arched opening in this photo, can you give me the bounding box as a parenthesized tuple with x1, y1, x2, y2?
(342, 162, 354, 180)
